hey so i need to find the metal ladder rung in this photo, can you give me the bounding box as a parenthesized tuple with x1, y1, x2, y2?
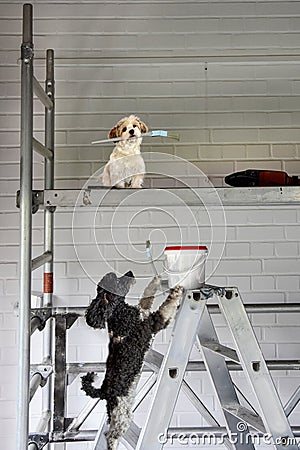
(144, 348, 163, 371)
(284, 385, 300, 417)
(124, 422, 141, 449)
(33, 137, 53, 161)
(223, 403, 266, 433)
(33, 75, 53, 110)
(201, 341, 240, 363)
(31, 251, 52, 271)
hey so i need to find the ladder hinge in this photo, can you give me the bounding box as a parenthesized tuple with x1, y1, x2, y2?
(28, 433, 49, 450)
(30, 364, 53, 386)
(31, 308, 52, 331)
(16, 190, 44, 214)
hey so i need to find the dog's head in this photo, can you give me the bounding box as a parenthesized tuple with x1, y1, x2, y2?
(97, 271, 135, 297)
(85, 271, 136, 329)
(108, 115, 148, 141)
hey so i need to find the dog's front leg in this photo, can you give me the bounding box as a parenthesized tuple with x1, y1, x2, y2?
(114, 180, 126, 189)
(131, 174, 144, 188)
(138, 275, 160, 313)
(85, 297, 106, 329)
(158, 285, 183, 323)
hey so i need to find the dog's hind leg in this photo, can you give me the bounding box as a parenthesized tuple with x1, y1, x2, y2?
(105, 377, 139, 450)
(106, 400, 131, 450)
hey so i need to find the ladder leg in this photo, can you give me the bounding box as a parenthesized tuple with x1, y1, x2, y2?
(136, 290, 206, 450)
(198, 305, 255, 450)
(218, 288, 298, 450)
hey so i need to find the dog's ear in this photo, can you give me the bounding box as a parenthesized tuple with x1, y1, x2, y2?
(108, 126, 118, 139)
(138, 119, 148, 134)
(85, 297, 107, 329)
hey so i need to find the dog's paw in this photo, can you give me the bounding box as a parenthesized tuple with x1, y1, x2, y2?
(171, 285, 184, 298)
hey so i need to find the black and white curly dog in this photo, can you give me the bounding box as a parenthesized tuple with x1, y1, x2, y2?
(81, 270, 183, 450)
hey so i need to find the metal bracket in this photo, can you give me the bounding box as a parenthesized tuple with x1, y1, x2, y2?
(21, 43, 34, 63)
(45, 79, 54, 100)
(66, 313, 79, 329)
(199, 284, 226, 300)
(28, 433, 49, 449)
(30, 308, 52, 331)
(64, 417, 73, 429)
(67, 372, 79, 386)
(30, 364, 53, 387)
(16, 190, 44, 214)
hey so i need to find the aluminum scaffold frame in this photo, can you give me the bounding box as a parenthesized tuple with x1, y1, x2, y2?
(27, 302, 300, 449)
(18, 4, 55, 450)
(17, 3, 300, 450)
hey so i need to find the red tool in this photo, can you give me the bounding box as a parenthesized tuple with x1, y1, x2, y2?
(225, 169, 300, 187)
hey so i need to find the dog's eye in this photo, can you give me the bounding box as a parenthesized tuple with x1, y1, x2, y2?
(133, 124, 137, 128)
(122, 126, 127, 133)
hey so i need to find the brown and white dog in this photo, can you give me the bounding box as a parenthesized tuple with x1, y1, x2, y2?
(101, 115, 148, 188)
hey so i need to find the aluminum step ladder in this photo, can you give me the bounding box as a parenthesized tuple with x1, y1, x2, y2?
(94, 285, 297, 450)
(135, 285, 297, 450)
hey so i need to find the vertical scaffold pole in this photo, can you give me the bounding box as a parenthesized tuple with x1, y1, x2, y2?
(17, 4, 33, 450)
(43, 48, 55, 440)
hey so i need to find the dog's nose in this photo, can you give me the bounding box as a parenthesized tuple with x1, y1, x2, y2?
(129, 129, 135, 136)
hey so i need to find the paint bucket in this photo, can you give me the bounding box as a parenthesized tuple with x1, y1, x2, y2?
(164, 245, 208, 289)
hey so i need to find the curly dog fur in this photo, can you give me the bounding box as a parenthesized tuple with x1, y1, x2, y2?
(81, 271, 183, 450)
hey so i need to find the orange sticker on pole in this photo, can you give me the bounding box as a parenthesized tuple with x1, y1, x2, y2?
(44, 272, 53, 294)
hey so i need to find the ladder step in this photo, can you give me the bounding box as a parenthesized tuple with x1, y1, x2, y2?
(33, 137, 53, 161)
(33, 75, 53, 110)
(31, 251, 52, 271)
(201, 341, 240, 363)
(223, 403, 266, 433)
(144, 348, 163, 371)
(124, 422, 141, 449)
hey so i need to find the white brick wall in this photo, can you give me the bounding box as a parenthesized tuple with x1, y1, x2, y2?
(1, 1, 300, 448)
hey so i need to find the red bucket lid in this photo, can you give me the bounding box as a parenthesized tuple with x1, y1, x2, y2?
(165, 245, 208, 251)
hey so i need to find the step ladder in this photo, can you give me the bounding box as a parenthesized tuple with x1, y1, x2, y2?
(94, 285, 298, 450)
